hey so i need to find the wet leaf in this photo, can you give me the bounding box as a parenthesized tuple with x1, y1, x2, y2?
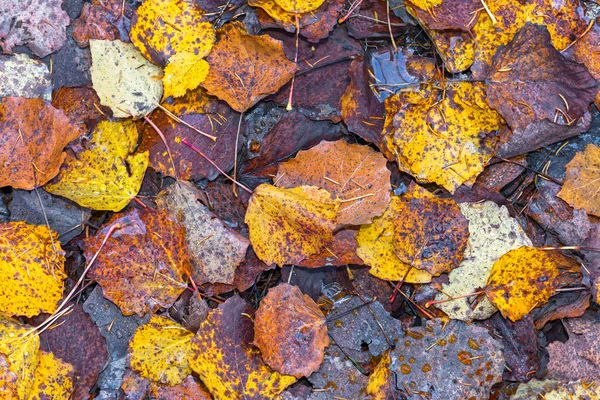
(298, 228, 363, 268)
(366, 351, 402, 399)
(434, 201, 531, 321)
(90, 39, 163, 119)
(130, 0, 215, 67)
(0, 0, 70, 57)
(406, 0, 478, 31)
(0, 54, 51, 101)
(245, 184, 339, 267)
(200, 22, 297, 112)
(485, 247, 581, 322)
(72, 0, 132, 47)
(273, 0, 325, 13)
(254, 283, 328, 378)
(51, 86, 111, 130)
(163, 52, 210, 100)
(382, 81, 505, 193)
(512, 379, 600, 399)
(44, 120, 149, 212)
(0, 97, 82, 190)
(558, 144, 600, 217)
(156, 182, 249, 285)
(275, 140, 391, 226)
(0, 221, 65, 317)
(567, 23, 600, 108)
(189, 295, 296, 399)
(129, 315, 194, 386)
(29, 351, 74, 400)
(82, 209, 192, 316)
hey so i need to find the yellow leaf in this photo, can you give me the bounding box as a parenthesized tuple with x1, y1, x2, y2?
(163, 52, 210, 100)
(0, 317, 40, 399)
(558, 144, 600, 217)
(366, 351, 394, 400)
(486, 247, 580, 322)
(356, 193, 433, 284)
(273, 0, 325, 13)
(383, 81, 505, 193)
(129, 316, 194, 386)
(245, 184, 339, 266)
(29, 351, 74, 400)
(45, 120, 149, 212)
(0, 221, 66, 317)
(130, 0, 215, 66)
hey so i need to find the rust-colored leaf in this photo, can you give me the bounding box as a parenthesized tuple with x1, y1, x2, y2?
(558, 144, 600, 217)
(72, 0, 132, 47)
(298, 229, 363, 268)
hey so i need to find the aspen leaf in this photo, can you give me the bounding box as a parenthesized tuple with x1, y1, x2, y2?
(273, 0, 326, 13)
(0, 54, 51, 101)
(82, 209, 192, 316)
(0, 221, 66, 317)
(163, 52, 210, 100)
(275, 140, 391, 226)
(254, 283, 328, 378)
(128, 316, 194, 386)
(512, 379, 600, 399)
(0, 97, 82, 190)
(29, 351, 74, 400)
(130, 0, 215, 66)
(189, 295, 296, 399)
(244, 184, 339, 267)
(44, 120, 149, 212)
(558, 144, 600, 217)
(486, 247, 581, 322)
(90, 39, 163, 119)
(201, 22, 297, 112)
(366, 352, 397, 400)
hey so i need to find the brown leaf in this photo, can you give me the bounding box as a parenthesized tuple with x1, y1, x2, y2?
(558, 144, 600, 217)
(532, 290, 591, 330)
(276, 140, 391, 226)
(298, 228, 363, 268)
(72, 0, 132, 47)
(201, 22, 297, 112)
(83, 209, 192, 316)
(345, 0, 405, 39)
(0, 97, 82, 190)
(52, 86, 111, 130)
(254, 283, 328, 378)
(405, 0, 479, 31)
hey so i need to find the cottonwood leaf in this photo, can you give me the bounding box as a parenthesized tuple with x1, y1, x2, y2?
(298, 228, 363, 268)
(90, 39, 163, 119)
(45, 120, 148, 212)
(0, 221, 66, 317)
(244, 184, 339, 267)
(275, 140, 391, 226)
(0, 97, 82, 190)
(29, 351, 74, 400)
(558, 144, 600, 217)
(200, 22, 297, 112)
(189, 295, 296, 399)
(254, 283, 328, 378)
(72, 0, 131, 47)
(0, 54, 51, 101)
(163, 52, 210, 99)
(512, 379, 600, 399)
(273, 0, 326, 13)
(82, 209, 192, 316)
(129, 316, 194, 386)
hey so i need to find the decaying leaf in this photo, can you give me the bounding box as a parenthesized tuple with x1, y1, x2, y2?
(0, 0, 70, 57)
(130, 0, 215, 66)
(200, 22, 297, 112)
(129, 315, 194, 386)
(558, 144, 600, 217)
(434, 201, 532, 321)
(189, 295, 296, 399)
(512, 379, 600, 399)
(29, 351, 74, 400)
(44, 120, 148, 212)
(0, 221, 66, 317)
(121, 371, 212, 400)
(90, 39, 163, 119)
(486, 247, 581, 322)
(83, 209, 192, 316)
(0, 54, 51, 101)
(297, 228, 363, 268)
(568, 23, 600, 108)
(156, 182, 249, 285)
(388, 319, 505, 399)
(382, 81, 505, 193)
(0, 97, 82, 190)
(245, 184, 339, 267)
(254, 283, 328, 378)
(72, 0, 131, 47)
(273, 0, 325, 13)
(275, 140, 391, 226)
(163, 52, 210, 99)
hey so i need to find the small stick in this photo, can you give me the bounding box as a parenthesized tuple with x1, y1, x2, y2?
(286, 14, 300, 111)
(144, 115, 179, 181)
(338, 0, 364, 23)
(492, 156, 563, 186)
(232, 112, 244, 196)
(157, 104, 216, 141)
(425, 290, 485, 308)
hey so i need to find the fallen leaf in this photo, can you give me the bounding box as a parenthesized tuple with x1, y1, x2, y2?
(275, 140, 391, 226)
(44, 120, 149, 212)
(163, 52, 210, 99)
(121, 371, 212, 400)
(245, 184, 339, 266)
(29, 351, 74, 400)
(156, 182, 249, 285)
(366, 351, 398, 400)
(72, 0, 131, 47)
(512, 379, 600, 399)
(0, 54, 51, 101)
(434, 201, 532, 321)
(298, 228, 363, 268)
(0, 221, 65, 317)
(532, 290, 591, 330)
(558, 144, 600, 217)
(0, 0, 69, 57)
(82, 209, 192, 316)
(254, 283, 328, 378)
(273, 0, 325, 13)
(200, 22, 297, 112)
(130, 0, 215, 67)
(485, 247, 581, 322)
(189, 295, 296, 399)
(382, 81, 506, 193)
(129, 315, 194, 386)
(52, 86, 111, 130)
(90, 39, 163, 119)
(0, 97, 82, 190)
(344, 0, 406, 40)
(567, 23, 600, 108)
(405, 0, 478, 31)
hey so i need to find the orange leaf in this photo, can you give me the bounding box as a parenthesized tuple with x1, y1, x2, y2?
(557, 144, 600, 217)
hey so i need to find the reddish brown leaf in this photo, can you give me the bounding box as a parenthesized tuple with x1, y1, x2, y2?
(298, 229, 363, 268)
(345, 0, 406, 39)
(405, 0, 479, 31)
(52, 86, 111, 130)
(72, 0, 132, 47)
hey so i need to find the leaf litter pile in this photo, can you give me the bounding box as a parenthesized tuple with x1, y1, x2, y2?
(2, 0, 600, 398)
